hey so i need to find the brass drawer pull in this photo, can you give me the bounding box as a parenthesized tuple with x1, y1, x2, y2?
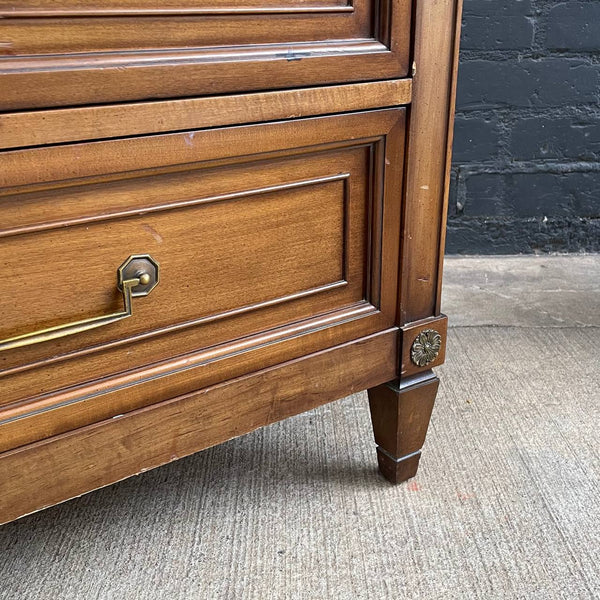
(0, 255, 159, 352)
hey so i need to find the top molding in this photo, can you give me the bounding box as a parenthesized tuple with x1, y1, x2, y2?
(0, 0, 411, 110)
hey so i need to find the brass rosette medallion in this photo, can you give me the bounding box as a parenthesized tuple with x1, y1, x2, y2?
(410, 329, 442, 367)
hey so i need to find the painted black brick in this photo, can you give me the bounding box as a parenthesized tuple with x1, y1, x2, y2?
(462, 174, 505, 216)
(547, 3, 600, 52)
(448, 0, 600, 254)
(453, 116, 500, 162)
(509, 172, 600, 217)
(456, 59, 600, 110)
(458, 172, 600, 218)
(510, 115, 600, 160)
(461, 0, 534, 50)
(462, 15, 533, 50)
(463, 0, 533, 16)
(446, 218, 600, 254)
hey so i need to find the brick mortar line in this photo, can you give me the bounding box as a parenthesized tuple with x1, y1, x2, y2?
(455, 106, 600, 118)
(459, 52, 600, 60)
(452, 163, 600, 175)
(447, 324, 600, 330)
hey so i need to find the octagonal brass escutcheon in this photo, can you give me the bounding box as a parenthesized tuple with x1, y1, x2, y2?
(410, 329, 442, 367)
(118, 254, 160, 297)
(0, 254, 160, 353)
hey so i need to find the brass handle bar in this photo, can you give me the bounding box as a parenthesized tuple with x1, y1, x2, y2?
(0, 254, 159, 353)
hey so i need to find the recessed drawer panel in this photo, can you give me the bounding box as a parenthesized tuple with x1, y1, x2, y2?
(2, 173, 349, 354)
(0, 109, 405, 450)
(0, 0, 411, 109)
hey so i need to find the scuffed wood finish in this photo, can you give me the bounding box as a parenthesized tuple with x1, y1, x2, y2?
(0, 0, 462, 522)
(0, 109, 406, 452)
(400, 0, 463, 325)
(0, 0, 411, 109)
(368, 371, 439, 484)
(0, 79, 412, 150)
(0, 328, 398, 526)
(0, 109, 401, 189)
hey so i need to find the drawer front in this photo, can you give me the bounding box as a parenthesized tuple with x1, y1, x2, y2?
(0, 108, 405, 450)
(0, 0, 411, 109)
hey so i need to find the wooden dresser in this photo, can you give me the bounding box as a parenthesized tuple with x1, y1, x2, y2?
(0, 0, 462, 524)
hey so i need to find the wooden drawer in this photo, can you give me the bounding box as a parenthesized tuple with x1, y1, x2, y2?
(0, 0, 462, 526)
(0, 108, 405, 451)
(0, 0, 411, 109)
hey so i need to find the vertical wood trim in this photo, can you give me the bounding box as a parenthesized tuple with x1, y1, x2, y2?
(399, 0, 463, 324)
(436, 0, 464, 314)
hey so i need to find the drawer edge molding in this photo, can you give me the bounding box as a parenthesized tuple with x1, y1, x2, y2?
(0, 79, 412, 151)
(0, 42, 405, 110)
(4, 6, 357, 17)
(0, 109, 400, 189)
(0, 327, 398, 525)
(0, 173, 351, 238)
(0, 302, 380, 442)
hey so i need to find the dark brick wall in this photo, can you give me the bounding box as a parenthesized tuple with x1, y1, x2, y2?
(447, 0, 600, 254)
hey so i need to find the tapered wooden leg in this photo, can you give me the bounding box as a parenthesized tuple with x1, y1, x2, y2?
(367, 371, 439, 484)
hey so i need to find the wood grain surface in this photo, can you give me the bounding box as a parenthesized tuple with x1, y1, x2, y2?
(0, 80, 411, 150)
(0, 328, 398, 525)
(0, 109, 406, 452)
(366, 0, 463, 484)
(399, 0, 463, 325)
(0, 0, 411, 109)
(368, 371, 439, 483)
(0, 0, 462, 522)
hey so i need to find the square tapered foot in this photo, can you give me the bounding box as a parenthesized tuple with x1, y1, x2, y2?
(368, 371, 439, 484)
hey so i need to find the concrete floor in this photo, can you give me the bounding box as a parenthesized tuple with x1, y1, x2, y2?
(442, 255, 600, 328)
(1, 255, 599, 599)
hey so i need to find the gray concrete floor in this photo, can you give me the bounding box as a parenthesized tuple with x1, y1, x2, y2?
(1, 255, 599, 600)
(442, 255, 600, 328)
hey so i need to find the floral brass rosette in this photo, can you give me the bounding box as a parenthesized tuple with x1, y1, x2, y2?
(410, 329, 442, 367)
